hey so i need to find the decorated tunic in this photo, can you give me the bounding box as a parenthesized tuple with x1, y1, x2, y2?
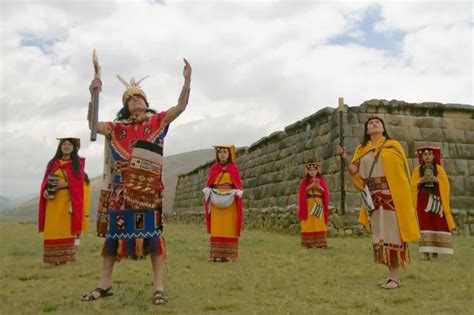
(99, 112, 169, 258)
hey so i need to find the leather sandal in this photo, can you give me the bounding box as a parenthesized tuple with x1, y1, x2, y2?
(81, 286, 113, 301)
(153, 290, 168, 305)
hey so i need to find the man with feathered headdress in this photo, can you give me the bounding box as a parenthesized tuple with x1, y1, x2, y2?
(82, 59, 191, 305)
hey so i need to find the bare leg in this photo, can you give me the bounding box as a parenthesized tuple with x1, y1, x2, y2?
(98, 255, 116, 289)
(82, 256, 116, 301)
(151, 254, 168, 305)
(150, 254, 164, 292)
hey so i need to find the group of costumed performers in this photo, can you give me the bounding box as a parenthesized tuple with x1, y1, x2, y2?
(203, 145, 243, 262)
(36, 56, 457, 303)
(297, 162, 329, 249)
(38, 138, 90, 265)
(337, 116, 455, 290)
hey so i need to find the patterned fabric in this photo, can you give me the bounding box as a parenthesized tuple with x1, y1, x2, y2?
(210, 236, 238, 259)
(102, 235, 166, 260)
(96, 190, 111, 237)
(124, 141, 164, 209)
(417, 188, 453, 254)
(419, 231, 453, 254)
(99, 112, 169, 259)
(301, 231, 327, 249)
(44, 238, 75, 265)
(359, 150, 410, 268)
(366, 177, 389, 191)
(373, 241, 410, 268)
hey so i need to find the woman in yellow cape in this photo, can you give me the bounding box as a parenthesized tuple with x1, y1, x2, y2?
(411, 146, 455, 260)
(337, 116, 419, 290)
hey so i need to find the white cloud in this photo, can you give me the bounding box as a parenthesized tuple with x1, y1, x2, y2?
(0, 0, 472, 197)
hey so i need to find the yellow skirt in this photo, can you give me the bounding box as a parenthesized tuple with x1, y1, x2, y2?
(43, 188, 75, 264)
(300, 197, 328, 248)
(209, 200, 239, 259)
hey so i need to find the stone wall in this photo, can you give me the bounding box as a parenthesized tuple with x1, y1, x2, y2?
(173, 100, 474, 235)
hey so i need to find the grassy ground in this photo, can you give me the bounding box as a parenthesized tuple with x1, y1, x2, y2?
(0, 222, 473, 315)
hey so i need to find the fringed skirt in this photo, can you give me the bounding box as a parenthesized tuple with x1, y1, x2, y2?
(300, 196, 328, 249)
(102, 209, 165, 260)
(102, 235, 166, 260)
(417, 190, 453, 255)
(370, 192, 409, 268)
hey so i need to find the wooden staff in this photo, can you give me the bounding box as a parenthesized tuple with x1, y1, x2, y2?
(88, 49, 101, 141)
(338, 97, 346, 215)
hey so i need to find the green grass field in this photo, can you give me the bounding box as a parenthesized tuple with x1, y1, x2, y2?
(0, 222, 473, 314)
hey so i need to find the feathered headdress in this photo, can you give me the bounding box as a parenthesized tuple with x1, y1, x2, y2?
(117, 75, 149, 106)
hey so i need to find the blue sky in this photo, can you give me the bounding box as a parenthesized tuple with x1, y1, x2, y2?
(329, 4, 405, 54)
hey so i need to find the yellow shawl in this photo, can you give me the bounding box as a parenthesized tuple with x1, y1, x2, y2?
(411, 165, 455, 231)
(349, 137, 420, 243)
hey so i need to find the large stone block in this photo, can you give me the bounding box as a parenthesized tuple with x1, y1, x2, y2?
(465, 130, 474, 144)
(389, 126, 411, 141)
(448, 143, 474, 159)
(326, 156, 340, 173)
(408, 127, 423, 141)
(420, 128, 444, 141)
(385, 114, 403, 126)
(443, 129, 466, 142)
(346, 112, 359, 124)
(450, 176, 466, 196)
(464, 176, 474, 195)
(414, 117, 441, 128)
(451, 196, 474, 210)
(352, 125, 365, 139)
(468, 160, 474, 175)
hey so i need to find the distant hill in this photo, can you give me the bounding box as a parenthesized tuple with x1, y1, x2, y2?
(0, 149, 214, 223)
(0, 196, 10, 211)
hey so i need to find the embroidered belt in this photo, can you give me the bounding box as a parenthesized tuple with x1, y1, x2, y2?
(366, 177, 389, 191)
(306, 194, 322, 199)
(371, 192, 395, 211)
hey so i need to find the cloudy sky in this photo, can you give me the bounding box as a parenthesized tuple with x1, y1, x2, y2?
(0, 0, 472, 198)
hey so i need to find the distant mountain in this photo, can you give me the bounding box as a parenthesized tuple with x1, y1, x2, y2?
(0, 149, 214, 223)
(0, 196, 10, 211)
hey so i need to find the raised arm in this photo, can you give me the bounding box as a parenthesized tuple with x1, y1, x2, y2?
(165, 59, 192, 124)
